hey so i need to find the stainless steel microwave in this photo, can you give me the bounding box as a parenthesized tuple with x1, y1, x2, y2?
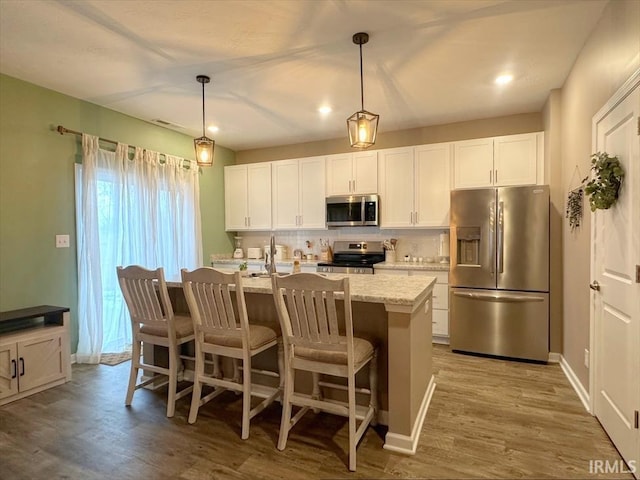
(326, 194, 379, 227)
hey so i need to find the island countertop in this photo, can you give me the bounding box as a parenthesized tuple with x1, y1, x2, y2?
(164, 270, 436, 454)
(167, 272, 436, 310)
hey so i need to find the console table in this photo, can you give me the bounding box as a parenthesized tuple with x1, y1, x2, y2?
(0, 305, 71, 406)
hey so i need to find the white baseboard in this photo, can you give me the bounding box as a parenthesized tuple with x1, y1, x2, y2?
(70, 353, 77, 364)
(383, 375, 436, 455)
(548, 352, 561, 363)
(559, 355, 590, 413)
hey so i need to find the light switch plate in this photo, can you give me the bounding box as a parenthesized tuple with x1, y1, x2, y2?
(56, 234, 70, 248)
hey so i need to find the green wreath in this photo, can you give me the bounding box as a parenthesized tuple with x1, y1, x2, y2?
(584, 152, 624, 212)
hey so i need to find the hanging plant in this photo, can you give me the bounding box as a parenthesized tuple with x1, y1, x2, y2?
(566, 188, 584, 231)
(584, 152, 624, 212)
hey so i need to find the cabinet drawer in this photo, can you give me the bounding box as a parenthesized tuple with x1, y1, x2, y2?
(432, 284, 449, 310)
(432, 309, 449, 336)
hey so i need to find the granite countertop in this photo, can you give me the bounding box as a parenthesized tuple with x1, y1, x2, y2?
(374, 261, 450, 272)
(167, 272, 435, 308)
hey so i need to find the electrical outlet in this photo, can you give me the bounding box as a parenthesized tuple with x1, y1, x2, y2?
(55, 234, 70, 248)
(584, 349, 590, 368)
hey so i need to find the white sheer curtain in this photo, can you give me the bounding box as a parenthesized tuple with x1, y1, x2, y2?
(76, 134, 202, 363)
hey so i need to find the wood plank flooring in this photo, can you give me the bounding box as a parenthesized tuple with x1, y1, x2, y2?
(0, 345, 630, 479)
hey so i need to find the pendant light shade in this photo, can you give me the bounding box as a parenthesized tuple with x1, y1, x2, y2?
(347, 32, 379, 149)
(194, 75, 215, 167)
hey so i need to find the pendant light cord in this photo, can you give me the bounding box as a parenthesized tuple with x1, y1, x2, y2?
(359, 42, 365, 111)
(201, 81, 206, 137)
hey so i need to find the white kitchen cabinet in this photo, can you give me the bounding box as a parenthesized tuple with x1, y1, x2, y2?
(379, 144, 451, 228)
(272, 157, 326, 230)
(326, 151, 378, 196)
(0, 307, 71, 406)
(224, 163, 272, 231)
(452, 132, 543, 189)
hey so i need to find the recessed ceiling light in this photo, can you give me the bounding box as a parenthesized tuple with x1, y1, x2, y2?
(495, 74, 513, 85)
(318, 106, 332, 115)
(207, 125, 219, 133)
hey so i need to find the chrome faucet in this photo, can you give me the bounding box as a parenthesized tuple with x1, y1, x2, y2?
(264, 234, 277, 274)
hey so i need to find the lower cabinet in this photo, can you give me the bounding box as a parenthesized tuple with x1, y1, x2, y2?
(375, 269, 450, 343)
(0, 326, 69, 405)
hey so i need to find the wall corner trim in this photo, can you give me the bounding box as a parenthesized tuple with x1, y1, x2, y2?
(548, 352, 561, 363)
(559, 355, 591, 413)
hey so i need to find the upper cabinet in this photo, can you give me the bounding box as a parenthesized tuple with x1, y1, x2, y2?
(224, 163, 272, 231)
(452, 132, 543, 189)
(272, 156, 326, 230)
(326, 151, 378, 196)
(378, 143, 451, 229)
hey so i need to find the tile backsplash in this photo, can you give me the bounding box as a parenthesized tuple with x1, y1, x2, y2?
(216, 228, 449, 261)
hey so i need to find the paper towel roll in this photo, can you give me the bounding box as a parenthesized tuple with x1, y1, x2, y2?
(439, 232, 450, 258)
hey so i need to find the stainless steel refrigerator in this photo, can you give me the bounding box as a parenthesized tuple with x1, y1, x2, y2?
(449, 185, 549, 362)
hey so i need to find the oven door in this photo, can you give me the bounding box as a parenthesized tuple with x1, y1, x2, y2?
(326, 196, 364, 226)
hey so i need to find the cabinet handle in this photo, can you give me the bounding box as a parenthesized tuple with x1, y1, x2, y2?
(247, 217, 251, 227)
(19, 357, 25, 377)
(489, 170, 492, 184)
(495, 170, 498, 183)
(352, 179, 356, 192)
(415, 211, 419, 224)
(11, 359, 17, 379)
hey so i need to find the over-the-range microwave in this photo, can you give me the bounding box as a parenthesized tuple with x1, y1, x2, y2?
(326, 194, 379, 227)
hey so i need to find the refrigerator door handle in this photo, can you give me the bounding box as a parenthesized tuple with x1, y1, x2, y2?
(453, 291, 546, 303)
(497, 201, 504, 273)
(489, 201, 495, 274)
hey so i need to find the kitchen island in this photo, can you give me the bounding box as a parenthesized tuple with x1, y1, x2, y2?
(166, 272, 436, 454)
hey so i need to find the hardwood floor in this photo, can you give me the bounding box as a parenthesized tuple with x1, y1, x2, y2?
(0, 345, 630, 479)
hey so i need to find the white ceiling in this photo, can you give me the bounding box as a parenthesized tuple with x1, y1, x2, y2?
(0, 0, 607, 151)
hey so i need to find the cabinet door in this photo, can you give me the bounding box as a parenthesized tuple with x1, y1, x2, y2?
(18, 333, 64, 392)
(326, 154, 352, 196)
(352, 151, 378, 194)
(415, 143, 451, 227)
(272, 160, 300, 230)
(246, 163, 272, 230)
(224, 165, 248, 231)
(432, 309, 449, 336)
(299, 157, 326, 229)
(0, 342, 18, 400)
(453, 138, 494, 189)
(379, 147, 415, 228)
(493, 133, 538, 186)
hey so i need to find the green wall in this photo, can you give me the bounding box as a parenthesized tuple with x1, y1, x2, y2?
(0, 74, 235, 352)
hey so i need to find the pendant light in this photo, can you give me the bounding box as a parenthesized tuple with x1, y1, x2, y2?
(347, 32, 379, 149)
(194, 75, 215, 167)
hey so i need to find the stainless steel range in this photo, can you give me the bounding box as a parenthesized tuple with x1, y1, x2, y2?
(316, 241, 384, 274)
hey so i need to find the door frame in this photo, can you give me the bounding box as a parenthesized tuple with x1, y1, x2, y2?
(589, 67, 640, 413)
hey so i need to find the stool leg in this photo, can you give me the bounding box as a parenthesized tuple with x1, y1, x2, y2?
(370, 348, 378, 426)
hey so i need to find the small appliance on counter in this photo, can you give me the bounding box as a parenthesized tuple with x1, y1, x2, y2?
(438, 232, 450, 263)
(233, 236, 244, 259)
(246, 247, 262, 259)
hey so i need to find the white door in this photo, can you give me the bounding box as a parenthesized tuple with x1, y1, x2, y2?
(352, 151, 378, 194)
(224, 165, 249, 231)
(591, 74, 639, 478)
(246, 163, 272, 230)
(493, 133, 538, 186)
(452, 137, 494, 189)
(378, 147, 415, 228)
(272, 160, 300, 230)
(325, 153, 352, 196)
(299, 157, 326, 229)
(415, 143, 451, 227)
